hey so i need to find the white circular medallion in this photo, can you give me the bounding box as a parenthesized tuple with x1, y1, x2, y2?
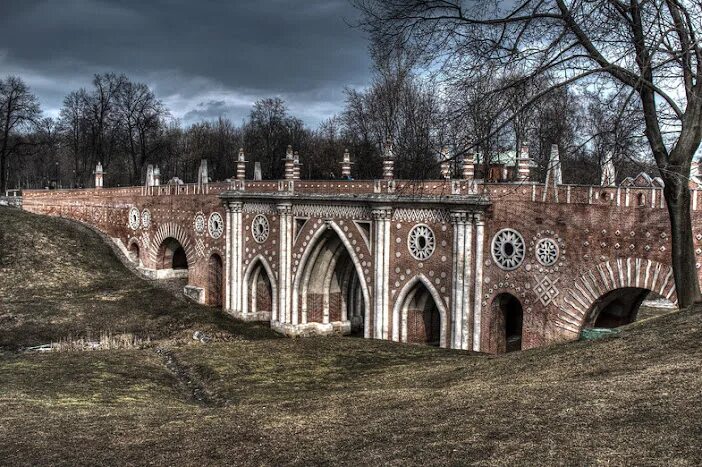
(491, 228, 525, 271)
(194, 212, 206, 235)
(141, 209, 151, 229)
(536, 238, 559, 266)
(251, 215, 270, 243)
(208, 212, 224, 239)
(408, 224, 435, 260)
(128, 207, 140, 230)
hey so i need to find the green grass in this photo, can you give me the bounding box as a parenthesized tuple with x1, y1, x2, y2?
(1, 206, 701, 466)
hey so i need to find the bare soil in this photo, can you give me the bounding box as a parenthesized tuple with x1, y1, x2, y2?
(1, 206, 701, 466)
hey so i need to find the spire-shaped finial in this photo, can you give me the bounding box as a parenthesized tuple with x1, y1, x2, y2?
(236, 148, 247, 180)
(293, 151, 301, 180)
(517, 143, 532, 182)
(440, 146, 451, 180)
(340, 148, 353, 179)
(284, 146, 296, 180)
(601, 151, 616, 187)
(382, 137, 395, 180)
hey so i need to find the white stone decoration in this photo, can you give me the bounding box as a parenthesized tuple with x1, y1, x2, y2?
(252, 214, 270, 243)
(141, 209, 151, 229)
(533, 275, 560, 306)
(535, 238, 559, 266)
(208, 212, 224, 239)
(194, 212, 206, 235)
(195, 238, 206, 258)
(393, 208, 450, 224)
(128, 207, 140, 230)
(141, 231, 150, 249)
(243, 202, 276, 214)
(292, 204, 372, 220)
(491, 228, 526, 270)
(408, 224, 436, 260)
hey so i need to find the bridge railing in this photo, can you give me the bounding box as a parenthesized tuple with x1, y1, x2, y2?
(21, 180, 701, 211)
(478, 182, 693, 210)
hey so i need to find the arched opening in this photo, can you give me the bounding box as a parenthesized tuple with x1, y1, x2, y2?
(244, 258, 275, 321)
(584, 288, 675, 329)
(207, 254, 223, 307)
(400, 281, 441, 346)
(295, 226, 367, 334)
(491, 293, 523, 353)
(128, 242, 140, 264)
(172, 246, 188, 269)
(637, 192, 646, 206)
(158, 237, 188, 270)
(155, 237, 189, 279)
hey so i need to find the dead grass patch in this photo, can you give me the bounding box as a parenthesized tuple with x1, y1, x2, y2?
(1, 207, 701, 465)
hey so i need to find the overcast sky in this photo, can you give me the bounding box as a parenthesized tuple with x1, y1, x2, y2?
(0, 0, 372, 127)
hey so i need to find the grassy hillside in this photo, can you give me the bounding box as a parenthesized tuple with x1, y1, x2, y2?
(1, 206, 701, 466)
(0, 207, 274, 349)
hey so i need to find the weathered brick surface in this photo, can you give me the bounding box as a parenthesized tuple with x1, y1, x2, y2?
(21, 180, 702, 352)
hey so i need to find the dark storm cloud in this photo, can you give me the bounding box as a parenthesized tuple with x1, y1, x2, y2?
(0, 0, 371, 125)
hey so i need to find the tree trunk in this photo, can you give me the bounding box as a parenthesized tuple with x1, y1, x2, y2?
(0, 141, 6, 194)
(663, 169, 702, 308)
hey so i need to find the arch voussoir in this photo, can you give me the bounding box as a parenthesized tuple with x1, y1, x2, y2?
(557, 258, 677, 333)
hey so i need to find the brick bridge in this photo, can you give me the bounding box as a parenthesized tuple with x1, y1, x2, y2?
(20, 148, 702, 353)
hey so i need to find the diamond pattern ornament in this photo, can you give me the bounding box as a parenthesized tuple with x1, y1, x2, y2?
(533, 275, 560, 306)
(195, 238, 206, 258)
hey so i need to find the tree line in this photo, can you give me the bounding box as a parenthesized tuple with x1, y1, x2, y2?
(1, 63, 653, 193)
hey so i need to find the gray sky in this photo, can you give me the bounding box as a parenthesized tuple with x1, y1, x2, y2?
(0, 0, 372, 127)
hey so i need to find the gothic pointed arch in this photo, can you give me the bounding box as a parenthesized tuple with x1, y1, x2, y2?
(392, 274, 449, 348)
(242, 254, 278, 320)
(292, 221, 371, 335)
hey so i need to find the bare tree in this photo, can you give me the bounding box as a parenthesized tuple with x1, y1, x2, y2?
(354, 0, 702, 307)
(342, 57, 445, 179)
(116, 79, 168, 184)
(59, 90, 91, 187)
(243, 98, 309, 179)
(0, 76, 41, 193)
(447, 71, 511, 178)
(87, 73, 126, 182)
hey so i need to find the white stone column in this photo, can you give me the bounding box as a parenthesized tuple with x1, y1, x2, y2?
(277, 202, 293, 325)
(462, 217, 474, 350)
(224, 206, 232, 311)
(450, 211, 467, 349)
(449, 210, 474, 351)
(472, 212, 485, 352)
(229, 201, 244, 316)
(372, 206, 392, 340)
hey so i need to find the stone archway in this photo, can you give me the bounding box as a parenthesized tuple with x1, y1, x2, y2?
(292, 222, 370, 335)
(153, 237, 190, 279)
(207, 253, 224, 307)
(127, 240, 140, 264)
(149, 222, 195, 268)
(156, 238, 188, 270)
(583, 287, 676, 329)
(242, 255, 277, 321)
(392, 275, 449, 348)
(490, 293, 524, 353)
(556, 258, 677, 336)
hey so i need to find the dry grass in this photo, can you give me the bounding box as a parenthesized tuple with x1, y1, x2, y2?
(1, 206, 701, 466)
(0, 207, 275, 349)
